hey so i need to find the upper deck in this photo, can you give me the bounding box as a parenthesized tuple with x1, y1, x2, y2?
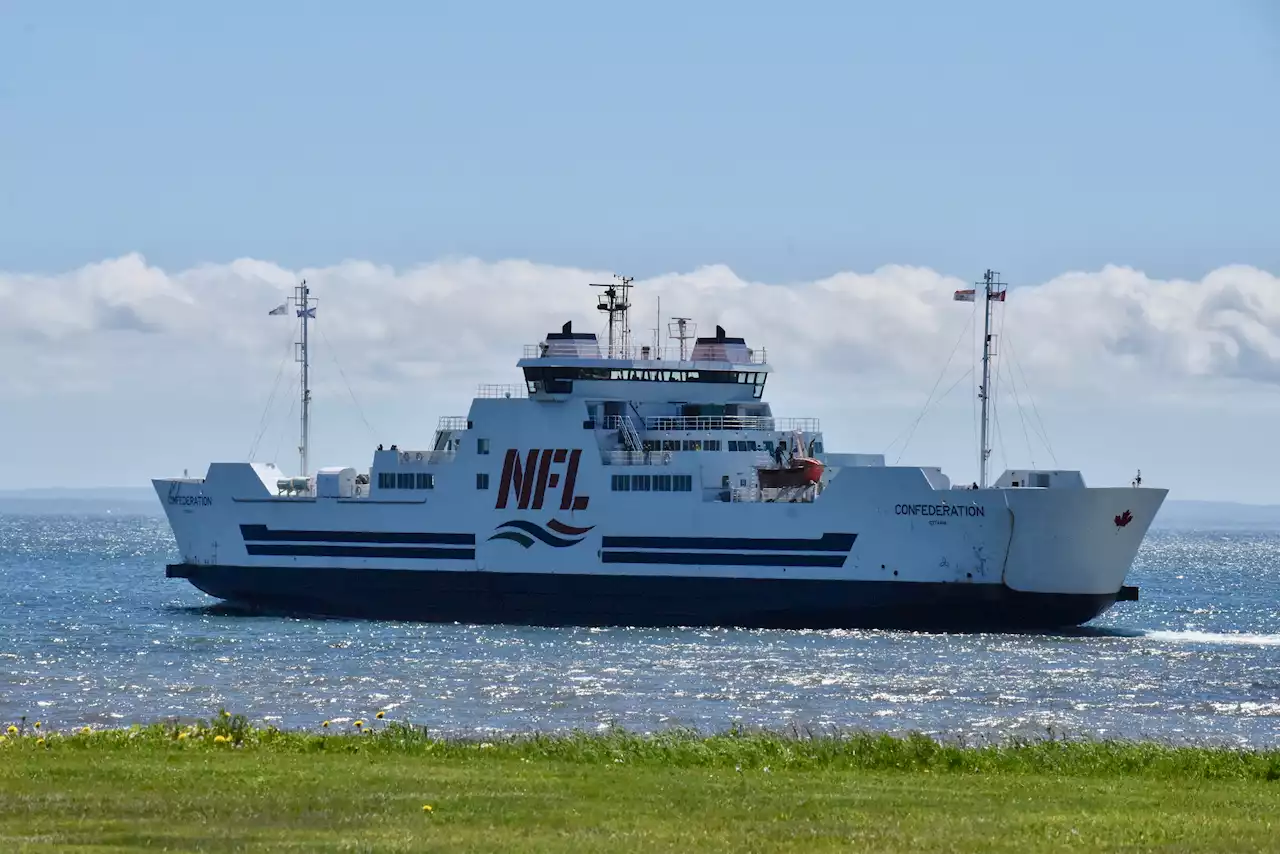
(517, 321, 771, 401)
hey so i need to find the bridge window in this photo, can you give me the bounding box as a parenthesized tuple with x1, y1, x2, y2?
(477, 438, 490, 455)
(476, 473, 490, 490)
(416, 473, 435, 489)
(611, 474, 630, 491)
(523, 366, 768, 387)
(396, 472, 414, 489)
(630, 474, 651, 491)
(682, 440, 701, 451)
(703, 440, 721, 451)
(377, 472, 395, 489)
(653, 474, 672, 491)
(673, 475, 693, 491)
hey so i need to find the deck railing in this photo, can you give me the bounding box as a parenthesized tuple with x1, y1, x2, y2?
(475, 384, 527, 399)
(605, 450, 677, 466)
(435, 416, 469, 432)
(522, 344, 768, 364)
(642, 415, 820, 433)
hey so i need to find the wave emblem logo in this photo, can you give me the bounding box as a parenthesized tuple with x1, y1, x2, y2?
(1114, 509, 1133, 528)
(488, 519, 594, 549)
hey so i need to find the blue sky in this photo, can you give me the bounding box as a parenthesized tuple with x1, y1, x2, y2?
(2, 1, 1280, 501)
(2, 0, 1277, 282)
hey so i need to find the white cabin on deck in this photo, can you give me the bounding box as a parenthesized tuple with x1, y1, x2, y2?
(355, 319, 831, 506)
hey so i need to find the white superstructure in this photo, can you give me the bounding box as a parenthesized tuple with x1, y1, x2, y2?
(153, 274, 1166, 629)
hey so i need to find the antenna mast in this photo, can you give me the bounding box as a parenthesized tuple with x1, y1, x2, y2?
(591, 274, 634, 358)
(668, 316, 695, 361)
(294, 280, 316, 477)
(653, 295, 661, 359)
(977, 269, 1006, 488)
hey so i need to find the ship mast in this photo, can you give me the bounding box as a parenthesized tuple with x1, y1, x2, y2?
(591, 274, 634, 358)
(976, 269, 1006, 488)
(294, 280, 317, 477)
(668, 316, 695, 361)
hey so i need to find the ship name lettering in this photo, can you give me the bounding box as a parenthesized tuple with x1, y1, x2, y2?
(169, 495, 212, 507)
(894, 503, 983, 518)
(496, 448, 589, 511)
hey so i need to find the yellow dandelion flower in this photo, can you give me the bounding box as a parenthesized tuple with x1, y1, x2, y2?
(6, 726, 16, 735)
(322, 720, 330, 728)
(36, 738, 45, 746)
(376, 711, 385, 719)
(81, 727, 91, 735)
(177, 732, 189, 741)
(354, 720, 364, 728)
(213, 734, 228, 744)
(422, 804, 433, 812)
(33, 722, 41, 730)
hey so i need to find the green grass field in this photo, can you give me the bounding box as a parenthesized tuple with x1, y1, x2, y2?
(1, 714, 1277, 852)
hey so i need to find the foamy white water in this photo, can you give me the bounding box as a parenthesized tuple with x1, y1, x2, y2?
(1141, 630, 1280, 647)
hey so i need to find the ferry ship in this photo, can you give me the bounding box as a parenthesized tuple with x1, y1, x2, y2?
(154, 273, 1166, 630)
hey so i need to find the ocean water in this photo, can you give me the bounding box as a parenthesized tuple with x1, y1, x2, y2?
(1, 512, 1278, 745)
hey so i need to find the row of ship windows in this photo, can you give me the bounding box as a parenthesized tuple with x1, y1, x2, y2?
(610, 474, 694, 492)
(378, 472, 436, 490)
(379, 471, 494, 490)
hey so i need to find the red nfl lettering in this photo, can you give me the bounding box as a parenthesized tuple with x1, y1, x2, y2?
(496, 449, 589, 511)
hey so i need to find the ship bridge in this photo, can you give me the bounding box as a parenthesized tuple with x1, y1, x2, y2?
(518, 321, 770, 402)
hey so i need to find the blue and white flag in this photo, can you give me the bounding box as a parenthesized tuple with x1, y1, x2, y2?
(297, 306, 316, 319)
(268, 302, 288, 315)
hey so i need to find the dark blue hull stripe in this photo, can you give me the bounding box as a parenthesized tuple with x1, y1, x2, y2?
(245, 544, 475, 560)
(601, 533, 856, 551)
(240, 524, 474, 546)
(601, 551, 847, 567)
(165, 563, 1123, 630)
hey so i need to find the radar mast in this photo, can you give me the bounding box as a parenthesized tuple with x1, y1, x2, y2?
(591, 274, 634, 358)
(668, 316, 696, 361)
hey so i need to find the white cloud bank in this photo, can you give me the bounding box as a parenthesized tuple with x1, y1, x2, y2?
(5, 254, 1280, 394)
(2, 254, 1279, 498)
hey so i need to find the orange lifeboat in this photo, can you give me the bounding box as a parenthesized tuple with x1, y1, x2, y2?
(756, 456, 825, 489)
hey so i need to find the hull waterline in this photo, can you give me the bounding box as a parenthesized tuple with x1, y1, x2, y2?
(168, 563, 1122, 631)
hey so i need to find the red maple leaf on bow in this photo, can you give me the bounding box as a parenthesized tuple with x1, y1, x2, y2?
(1114, 510, 1133, 528)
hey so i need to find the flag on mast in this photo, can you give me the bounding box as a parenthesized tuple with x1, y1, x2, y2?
(297, 306, 316, 318)
(268, 302, 288, 315)
(954, 288, 1007, 302)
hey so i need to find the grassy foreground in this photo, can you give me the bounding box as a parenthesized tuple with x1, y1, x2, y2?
(1, 714, 1278, 853)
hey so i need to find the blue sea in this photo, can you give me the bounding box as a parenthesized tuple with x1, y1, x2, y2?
(1, 510, 1278, 745)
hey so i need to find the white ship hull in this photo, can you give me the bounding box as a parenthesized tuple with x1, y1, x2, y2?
(153, 281, 1167, 630)
(154, 447, 1165, 630)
